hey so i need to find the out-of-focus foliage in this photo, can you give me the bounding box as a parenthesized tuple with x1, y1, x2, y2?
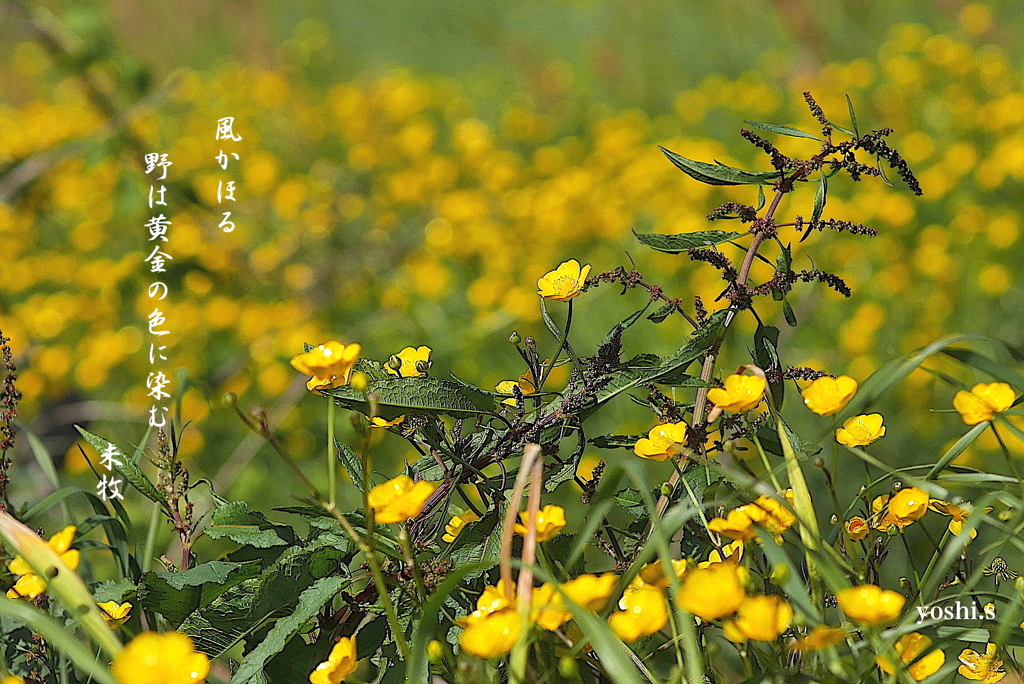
(0, 3, 1022, 508)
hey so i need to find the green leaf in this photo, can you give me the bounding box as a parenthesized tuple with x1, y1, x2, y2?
(591, 434, 643, 450)
(659, 146, 781, 186)
(647, 302, 676, 323)
(75, 426, 164, 504)
(634, 229, 744, 254)
(744, 120, 821, 141)
(942, 348, 1024, 390)
(180, 577, 261, 657)
(229, 576, 347, 684)
(782, 297, 798, 327)
(846, 94, 860, 137)
(334, 439, 364, 490)
(162, 561, 257, 590)
(752, 323, 784, 408)
(811, 171, 827, 223)
(324, 375, 495, 419)
(207, 501, 293, 548)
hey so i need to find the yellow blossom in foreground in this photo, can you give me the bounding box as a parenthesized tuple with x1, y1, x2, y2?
(514, 504, 566, 542)
(2, 677, 26, 684)
(531, 583, 572, 631)
(561, 573, 618, 612)
(871, 495, 913, 532)
(835, 414, 886, 447)
(310, 636, 358, 684)
(930, 500, 990, 538)
(790, 625, 846, 652)
(676, 563, 746, 621)
(460, 608, 521, 658)
(495, 373, 537, 407)
(845, 516, 869, 540)
(698, 540, 744, 569)
(6, 525, 80, 600)
(958, 643, 1006, 683)
(385, 346, 432, 377)
(458, 580, 516, 628)
(953, 382, 1016, 425)
(638, 558, 688, 588)
(608, 586, 669, 642)
(98, 600, 132, 628)
(707, 494, 795, 542)
(723, 595, 793, 642)
(442, 510, 480, 543)
(633, 422, 688, 461)
(537, 259, 591, 302)
(801, 375, 858, 415)
(367, 475, 437, 524)
(836, 585, 905, 625)
(290, 341, 361, 391)
(111, 632, 210, 684)
(707, 374, 767, 413)
(876, 632, 945, 682)
(369, 415, 404, 429)
(888, 487, 930, 521)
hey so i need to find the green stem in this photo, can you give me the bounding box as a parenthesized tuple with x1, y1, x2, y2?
(748, 424, 784, 492)
(142, 500, 161, 574)
(327, 400, 337, 508)
(539, 299, 573, 390)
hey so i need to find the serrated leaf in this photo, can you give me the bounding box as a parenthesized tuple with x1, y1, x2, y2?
(811, 171, 827, 223)
(162, 561, 255, 590)
(752, 323, 783, 408)
(659, 146, 781, 186)
(74, 427, 163, 504)
(180, 578, 260, 658)
(647, 302, 676, 323)
(324, 376, 494, 419)
(207, 502, 292, 548)
(334, 439, 364, 490)
(590, 434, 644, 450)
(744, 120, 820, 141)
(229, 576, 347, 684)
(634, 229, 744, 254)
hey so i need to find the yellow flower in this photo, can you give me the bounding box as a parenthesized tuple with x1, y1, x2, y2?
(537, 259, 591, 301)
(958, 643, 1006, 683)
(460, 608, 521, 658)
(707, 374, 767, 413)
(310, 636, 358, 684)
(953, 382, 1017, 425)
(889, 487, 930, 521)
(561, 573, 618, 611)
(930, 500, 990, 538)
(836, 584, 905, 625)
(514, 504, 566, 542)
(530, 582, 572, 631)
(633, 422, 689, 461)
(707, 495, 794, 542)
(638, 558, 688, 588)
(789, 625, 846, 652)
(876, 632, 945, 682)
(2, 677, 26, 684)
(6, 525, 79, 600)
(845, 516, 869, 540)
(675, 563, 746, 621)
(697, 540, 744, 569)
(367, 475, 437, 524)
(111, 632, 210, 684)
(458, 580, 516, 628)
(442, 510, 480, 543)
(801, 375, 858, 415)
(385, 346, 432, 377)
(835, 413, 886, 447)
(290, 341, 361, 390)
(722, 594, 793, 642)
(98, 600, 132, 628)
(495, 373, 537, 407)
(608, 586, 669, 642)
(369, 415, 404, 429)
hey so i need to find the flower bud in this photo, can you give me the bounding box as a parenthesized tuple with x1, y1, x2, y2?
(350, 372, 369, 392)
(222, 392, 238, 408)
(414, 359, 432, 375)
(558, 657, 578, 679)
(508, 331, 522, 345)
(999, 508, 1014, 522)
(770, 563, 789, 585)
(427, 640, 444, 663)
(660, 483, 673, 497)
(387, 355, 402, 371)
(525, 337, 537, 351)
(1015, 577, 1024, 594)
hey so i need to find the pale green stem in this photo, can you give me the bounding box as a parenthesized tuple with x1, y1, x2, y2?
(142, 500, 161, 573)
(327, 400, 337, 508)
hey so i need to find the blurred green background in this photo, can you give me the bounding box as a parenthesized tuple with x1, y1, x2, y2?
(1, 0, 1022, 527)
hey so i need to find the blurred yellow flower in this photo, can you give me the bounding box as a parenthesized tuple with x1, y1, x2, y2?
(801, 375, 858, 415)
(6, 525, 79, 600)
(953, 382, 1016, 425)
(514, 504, 566, 542)
(537, 259, 591, 301)
(290, 341, 361, 391)
(633, 422, 688, 461)
(460, 608, 521, 658)
(707, 374, 766, 413)
(698, 540, 744, 569)
(675, 563, 746, 621)
(98, 600, 132, 629)
(495, 373, 537, 407)
(638, 558, 688, 588)
(561, 573, 618, 611)
(442, 510, 480, 543)
(1, 676, 26, 684)
(385, 346, 432, 377)
(790, 625, 846, 652)
(845, 516, 869, 540)
(888, 487, 930, 521)
(608, 586, 669, 642)
(958, 643, 1006, 683)
(836, 584, 905, 625)
(530, 582, 572, 631)
(111, 632, 210, 684)
(835, 414, 886, 447)
(367, 475, 437, 524)
(876, 632, 945, 682)
(930, 500, 989, 538)
(369, 415, 404, 429)
(707, 494, 794, 542)
(722, 594, 793, 642)
(310, 636, 358, 684)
